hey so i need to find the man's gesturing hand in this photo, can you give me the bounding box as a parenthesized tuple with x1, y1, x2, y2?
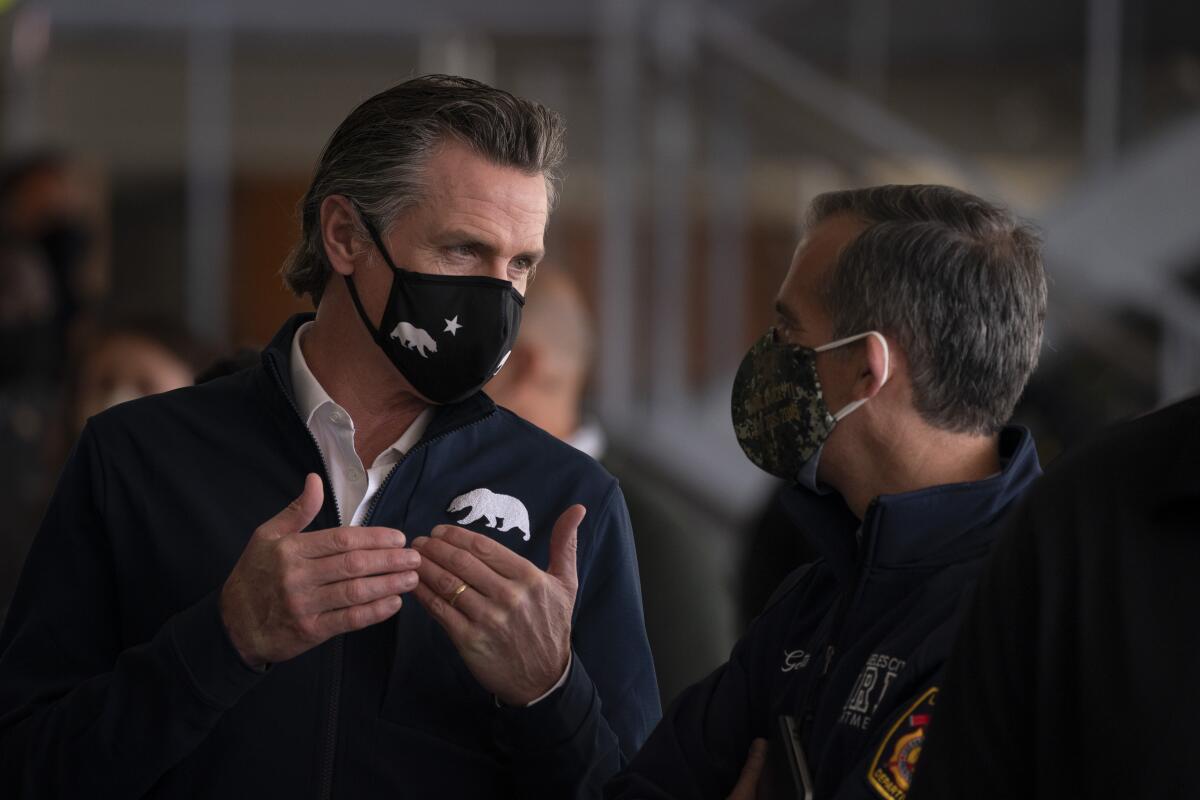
(411, 504, 586, 706)
(219, 473, 420, 668)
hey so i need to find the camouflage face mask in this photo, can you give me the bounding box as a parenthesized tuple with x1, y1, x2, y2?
(730, 328, 889, 483)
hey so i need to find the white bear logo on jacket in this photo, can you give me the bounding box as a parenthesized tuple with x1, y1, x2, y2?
(447, 489, 531, 541)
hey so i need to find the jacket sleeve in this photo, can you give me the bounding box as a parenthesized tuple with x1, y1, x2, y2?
(605, 598, 785, 799)
(0, 424, 265, 798)
(603, 642, 765, 799)
(491, 481, 662, 799)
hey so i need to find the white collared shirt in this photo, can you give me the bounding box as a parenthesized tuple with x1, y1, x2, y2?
(290, 322, 433, 526)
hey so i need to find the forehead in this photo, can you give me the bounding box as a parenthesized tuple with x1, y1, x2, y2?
(418, 141, 548, 245)
(778, 213, 867, 309)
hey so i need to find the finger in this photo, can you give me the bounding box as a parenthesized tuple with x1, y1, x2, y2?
(411, 536, 508, 598)
(413, 552, 494, 621)
(309, 571, 419, 613)
(313, 594, 403, 639)
(429, 525, 529, 580)
(307, 546, 420, 584)
(264, 473, 325, 539)
(548, 505, 586, 589)
(727, 738, 768, 800)
(412, 581, 474, 642)
(293, 526, 407, 558)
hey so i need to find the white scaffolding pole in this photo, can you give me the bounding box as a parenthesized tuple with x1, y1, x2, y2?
(184, 4, 233, 344)
(597, 0, 640, 422)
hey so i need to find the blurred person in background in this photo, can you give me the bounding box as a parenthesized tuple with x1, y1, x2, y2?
(0, 241, 60, 623)
(911, 393, 1200, 800)
(486, 269, 736, 707)
(0, 75, 658, 799)
(0, 150, 108, 620)
(608, 184, 1046, 800)
(0, 150, 107, 370)
(66, 316, 206, 436)
(0, 315, 206, 618)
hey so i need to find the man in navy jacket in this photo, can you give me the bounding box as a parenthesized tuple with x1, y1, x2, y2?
(608, 185, 1047, 800)
(0, 75, 659, 798)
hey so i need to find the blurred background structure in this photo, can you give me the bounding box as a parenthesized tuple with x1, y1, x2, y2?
(1, 0, 1198, 700)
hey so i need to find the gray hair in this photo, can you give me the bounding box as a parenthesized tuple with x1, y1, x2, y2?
(809, 184, 1046, 435)
(282, 74, 566, 305)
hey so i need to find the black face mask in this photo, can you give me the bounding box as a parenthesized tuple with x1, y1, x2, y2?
(343, 214, 524, 405)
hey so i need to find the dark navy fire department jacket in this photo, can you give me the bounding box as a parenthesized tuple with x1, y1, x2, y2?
(607, 427, 1040, 800)
(0, 314, 660, 799)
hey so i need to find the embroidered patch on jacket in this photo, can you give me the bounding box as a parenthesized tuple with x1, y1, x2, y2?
(447, 488, 531, 541)
(866, 686, 938, 800)
(839, 652, 907, 730)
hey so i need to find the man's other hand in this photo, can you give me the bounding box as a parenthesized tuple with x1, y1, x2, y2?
(219, 473, 420, 668)
(411, 504, 585, 706)
(728, 738, 767, 800)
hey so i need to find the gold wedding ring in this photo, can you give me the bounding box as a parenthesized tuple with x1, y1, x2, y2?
(449, 582, 468, 607)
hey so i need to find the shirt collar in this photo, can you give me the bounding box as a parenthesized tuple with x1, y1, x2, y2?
(290, 321, 434, 457)
(291, 321, 334, 427)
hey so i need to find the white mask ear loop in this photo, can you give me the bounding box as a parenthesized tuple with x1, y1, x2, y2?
(814, 331, 890, 422)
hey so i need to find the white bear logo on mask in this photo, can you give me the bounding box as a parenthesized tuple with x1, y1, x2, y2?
(390, 321, 438, 358)
(447, 489, 531, 541)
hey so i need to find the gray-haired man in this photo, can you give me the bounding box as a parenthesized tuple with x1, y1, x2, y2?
(0, 76, 659, 799)
(608, 185, 1046, 800)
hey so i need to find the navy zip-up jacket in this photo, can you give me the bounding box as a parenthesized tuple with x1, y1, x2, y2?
(0, 314, 661, 799)
(607, 427, 1040, 800)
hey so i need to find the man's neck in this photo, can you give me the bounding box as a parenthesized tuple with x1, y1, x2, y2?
(832, 426, 1003, 520)
(301, 316, 429, 467)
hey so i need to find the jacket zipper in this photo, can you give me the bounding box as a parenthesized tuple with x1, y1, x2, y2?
(360, 412, 493, 527)
(320, 414, 492, 800)
(798, 499, 879, 745)
(266, 352, 492, 800)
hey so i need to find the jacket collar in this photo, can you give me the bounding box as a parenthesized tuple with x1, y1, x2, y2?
(260, 313, 497, 444)
(779, 426, 1041, 582)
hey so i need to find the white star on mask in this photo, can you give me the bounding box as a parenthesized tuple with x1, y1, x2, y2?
(444, 316, 463, 336)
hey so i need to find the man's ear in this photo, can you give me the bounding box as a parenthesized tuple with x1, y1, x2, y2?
(856, 332, 892, 401)
(319, 195, 367, 277)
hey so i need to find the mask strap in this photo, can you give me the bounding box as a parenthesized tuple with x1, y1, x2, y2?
(358, 211, 401, 274)
(342, 203, 399, 343)
(814, 330, 890, 421)
(831, 397, 868, 422)
(814, 330, 890, 385)
(343, 274, 382, 343)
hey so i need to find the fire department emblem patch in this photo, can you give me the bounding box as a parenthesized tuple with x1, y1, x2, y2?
(867, 686, 938, 799)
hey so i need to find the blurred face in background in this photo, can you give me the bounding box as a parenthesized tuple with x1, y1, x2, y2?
(3, 160, 107, 318)
(74, 333, 194, 430)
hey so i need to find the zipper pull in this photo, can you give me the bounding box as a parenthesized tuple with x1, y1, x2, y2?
(821, 644, 835, 676)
